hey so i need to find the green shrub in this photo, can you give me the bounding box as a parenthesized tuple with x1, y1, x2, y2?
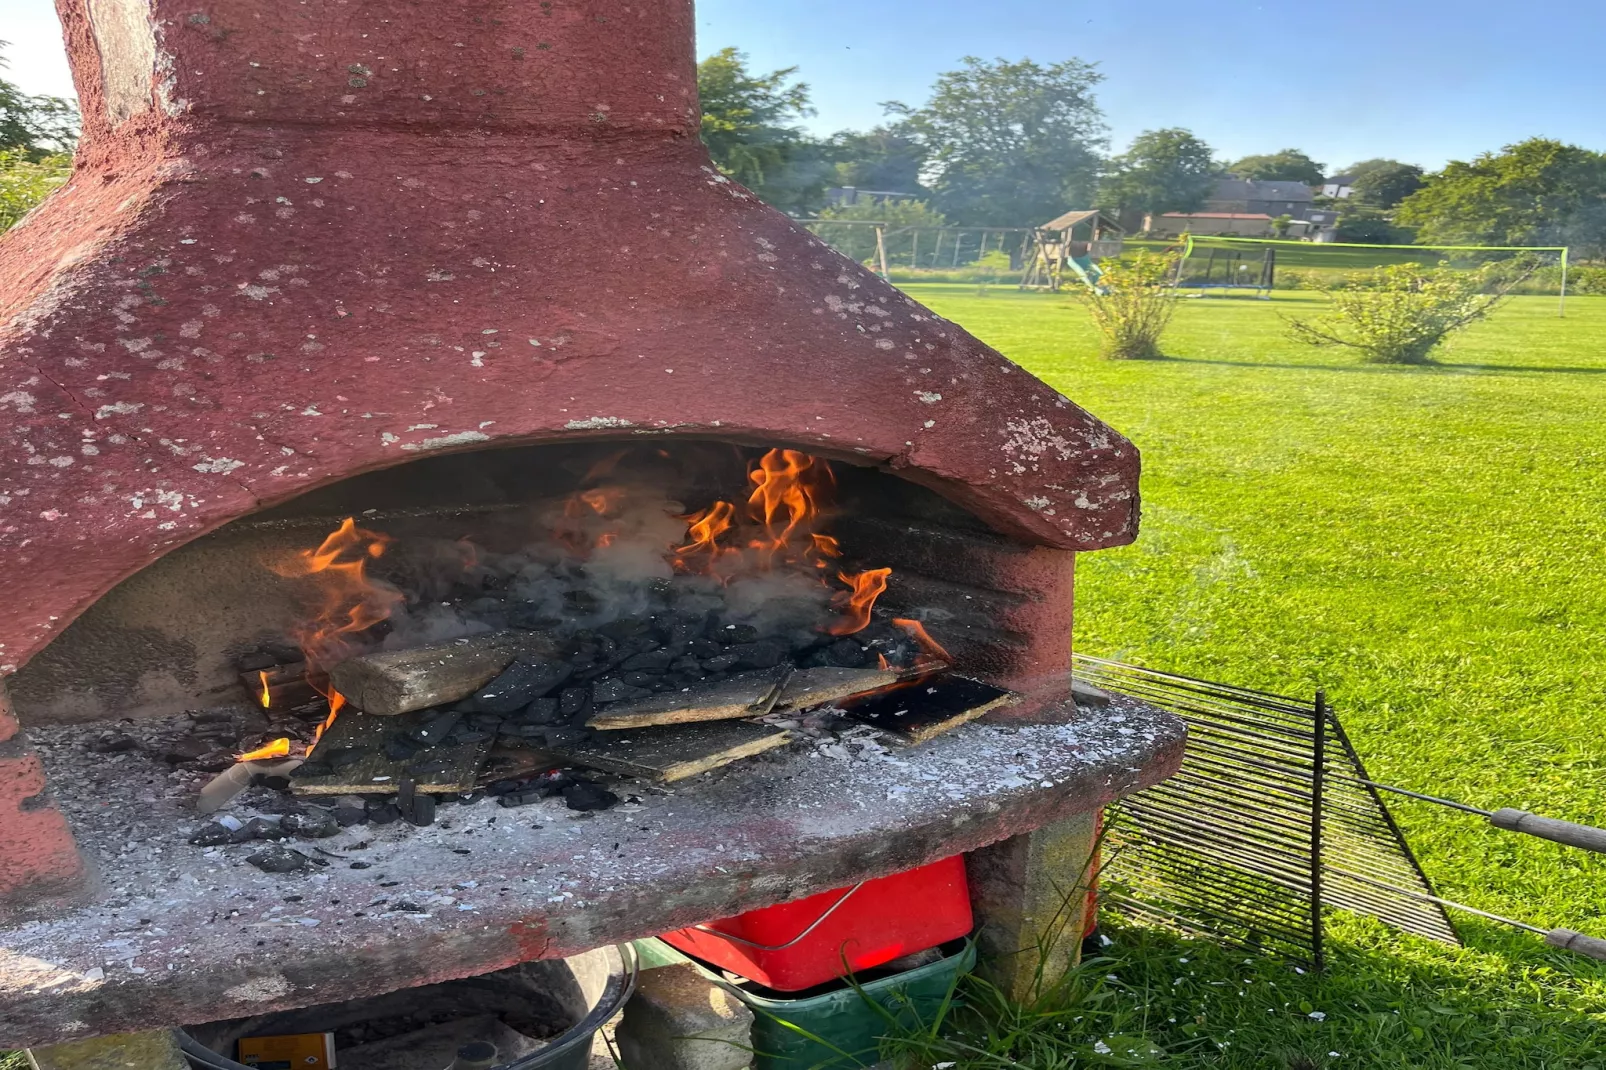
(1078, 250, 1180, 360)
(0, 150, 69, 231)
(1287, 259, 1533, 364)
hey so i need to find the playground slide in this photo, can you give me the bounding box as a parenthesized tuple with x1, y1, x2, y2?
(1067, 255, 1107, 294)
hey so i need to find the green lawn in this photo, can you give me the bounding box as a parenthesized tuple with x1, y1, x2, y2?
(901, 284, 1606, 1067)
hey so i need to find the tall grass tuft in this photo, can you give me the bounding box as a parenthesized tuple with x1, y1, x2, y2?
(1078, 251, 1181, 360)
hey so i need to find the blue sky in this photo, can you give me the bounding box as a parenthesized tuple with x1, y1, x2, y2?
(7, 0, 1601, 171)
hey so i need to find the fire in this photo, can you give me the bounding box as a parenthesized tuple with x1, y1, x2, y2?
(675, 500, 736, 568)
(257, 671, 271, 709)
(746, 448, 833, 565)
(237, 737, 291, 762)
(829, 568, 892, 636)
(269, 517, 404, 672)
(893, 618, 953, 672)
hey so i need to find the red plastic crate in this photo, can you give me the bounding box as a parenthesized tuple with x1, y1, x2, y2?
(660, 854, 973, 991)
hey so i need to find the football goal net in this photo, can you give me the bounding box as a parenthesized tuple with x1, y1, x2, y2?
(1173, 235, 1573, 314)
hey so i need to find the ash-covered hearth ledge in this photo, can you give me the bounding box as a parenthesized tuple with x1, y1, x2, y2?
(0, 696, 1183, 1050)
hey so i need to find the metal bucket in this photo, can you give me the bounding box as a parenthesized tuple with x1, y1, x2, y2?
(178, 944, 637, 1070)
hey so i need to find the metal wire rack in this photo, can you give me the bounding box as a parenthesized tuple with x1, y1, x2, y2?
(1075, 655, 1459, 969)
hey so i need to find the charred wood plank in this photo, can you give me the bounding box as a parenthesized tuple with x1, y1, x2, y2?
(553, 721, 793, 783)
(842, 674, 1017, 744)
(773, 666, 899, 711)
(586, 669, 788, 731)
(328, 631, 556, 716)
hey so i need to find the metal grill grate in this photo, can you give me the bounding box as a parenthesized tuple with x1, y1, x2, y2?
(1076, 655, 1459, 968)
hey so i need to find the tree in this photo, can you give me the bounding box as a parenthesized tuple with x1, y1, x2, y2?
(1227, 149, 1325, 185)
(1348, 160, 1424, 208)
(888, 56, 1106, 227)
(827, 125, 927, 194)
(1, 42, 77, 158)
(1395, 138, 1606, 258)
(697, 48, 831, 215)
(1335, 205, 1408, 243)
(1098, 128, 1218, 218)
(1288, 260, 1534, 364)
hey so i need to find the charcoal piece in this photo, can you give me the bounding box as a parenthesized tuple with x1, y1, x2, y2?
(384, 734, 424, 761)
(535, 725, 593, 749)
(598, 617, 649, 641)
(594, 635, 620, 658)
(562, 782, 620, 812)
(840, 674, 1017, 744)
(558, 686, 592, 720)
(728, 641, 786, 670)
(333, 804, 367, 828)
(467, 712, 508, 729)
(507, 602, 556, 630)
(622, 671, 661, 688)
(666, 616, 704, 647)
(408, 709, 462, 746)
(669, 656, 704, 675)
(368, 803, 402, 825)
(246, 845, 314, 873)
(523, 697, 562, 724)
(88, 733, 139, 754)
(188, 822, 236, 847)
(688, 638, 723, 660)
(404, 793, 438, 827)
(486, 779, 528, 795)
(620, 636, 663, 657)
(825, 639, 870, 668)
(718, 624, 760, 645)
(498, 722, 549, 740)
(259, 775, 293, 791)
(235, 651, 279, 672)
(472, 660, 575, 715)
(280, 810, 340, 839)
(448, 729, 494, 745)
(592, 679, 653, 705)
(701, 653, 740, 673)
(240, 817, 286, 842)
(497, 789, 544, 808)
(621, 649, 674, 673)
(350, 861, 373, 870)
(162, 736, 211, 764)
(564, 589, 603, 615)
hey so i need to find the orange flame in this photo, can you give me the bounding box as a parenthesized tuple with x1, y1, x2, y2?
(237, 737, 291, 762)
(746, 449, 832, 565)
(269, 517, 404, 672)
(829, 568, 891, 636)
(257, 671, 271, 709)
(893, 618, 954, 672)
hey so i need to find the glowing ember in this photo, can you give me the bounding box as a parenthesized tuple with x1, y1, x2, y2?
(237, 737, 291, 762)
(829, 568, 892, 636)
(257, 670, 271, 709)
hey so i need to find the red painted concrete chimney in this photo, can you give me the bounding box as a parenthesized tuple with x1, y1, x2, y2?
(0, 0, 1139, 915)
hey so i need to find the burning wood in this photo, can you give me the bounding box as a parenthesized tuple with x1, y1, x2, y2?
(327, 631, 554, 717)
(773, 665, 901, 712)
(551, 721, 793, 783)
(586, 669, 789, 731)
(288, 709, 495, 795)
(840, 674, 1017, 744)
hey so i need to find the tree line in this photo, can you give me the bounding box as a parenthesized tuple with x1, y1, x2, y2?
(3, 42, 1603, 259)
(698, 48, 1606, 258)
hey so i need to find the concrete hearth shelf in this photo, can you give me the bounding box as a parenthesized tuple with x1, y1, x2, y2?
(1, 698, 1182, 1048)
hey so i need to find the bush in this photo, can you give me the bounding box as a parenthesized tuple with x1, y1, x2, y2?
(0, 150, 69, 231)
(1078, 250, 1180, 360)
(1287, 259, 1533, 364)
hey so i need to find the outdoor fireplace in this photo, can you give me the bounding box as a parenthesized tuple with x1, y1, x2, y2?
(0, 0, 1182, 1053)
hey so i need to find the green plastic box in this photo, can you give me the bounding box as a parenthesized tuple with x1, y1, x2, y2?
(634, 937, 975, 1070)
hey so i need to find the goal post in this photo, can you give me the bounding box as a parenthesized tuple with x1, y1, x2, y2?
(1174, 235, 1573, 316)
